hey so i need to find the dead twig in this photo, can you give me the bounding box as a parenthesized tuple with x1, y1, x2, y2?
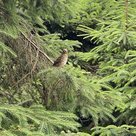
(21, 32, 54, 64)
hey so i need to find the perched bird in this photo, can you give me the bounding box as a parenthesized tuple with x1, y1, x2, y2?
(53, 49, 68, 67)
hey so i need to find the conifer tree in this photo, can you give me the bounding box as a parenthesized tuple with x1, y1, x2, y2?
(1, 0, 136, 135)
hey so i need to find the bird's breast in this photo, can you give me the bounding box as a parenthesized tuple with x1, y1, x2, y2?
(59, 54, 68, 66)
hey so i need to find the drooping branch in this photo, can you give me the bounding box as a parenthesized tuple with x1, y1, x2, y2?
(21, 32, 54, 64)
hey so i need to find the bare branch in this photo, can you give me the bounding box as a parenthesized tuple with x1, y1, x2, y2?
(21, 32, 54, 64)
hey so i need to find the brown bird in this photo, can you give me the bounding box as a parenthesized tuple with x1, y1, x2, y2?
(53, 49, 68, 67)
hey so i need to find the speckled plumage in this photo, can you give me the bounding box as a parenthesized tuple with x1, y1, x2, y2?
(53, 49, 68, 67)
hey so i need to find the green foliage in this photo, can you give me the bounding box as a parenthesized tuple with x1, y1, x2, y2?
(0, 41, 16, 57)
(91, 125, 136, 136)
(60, 131, 91, 136)
(65, 65, 125, 125)
(36, 68, 77, 111)
(1, 0, 136, 135)
(0, 0, 20, 38)
(39, 33, 81, 58)
(76, 0, 136, 132)
(0, 105, 79, 135)
(35, 64, 124, 126)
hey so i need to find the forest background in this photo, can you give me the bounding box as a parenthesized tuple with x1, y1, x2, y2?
(0, 0, 136, 135)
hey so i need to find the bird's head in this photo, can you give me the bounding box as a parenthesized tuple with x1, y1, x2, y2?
(62, 49, 68, 54)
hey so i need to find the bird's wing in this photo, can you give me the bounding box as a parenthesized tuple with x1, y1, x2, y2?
(53, 55, 62, 66)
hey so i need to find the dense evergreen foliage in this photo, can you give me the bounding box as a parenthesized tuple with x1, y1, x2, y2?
(0, 0, 136, 135)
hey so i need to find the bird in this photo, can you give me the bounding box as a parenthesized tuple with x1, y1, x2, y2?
(53, 49, 68, 67)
